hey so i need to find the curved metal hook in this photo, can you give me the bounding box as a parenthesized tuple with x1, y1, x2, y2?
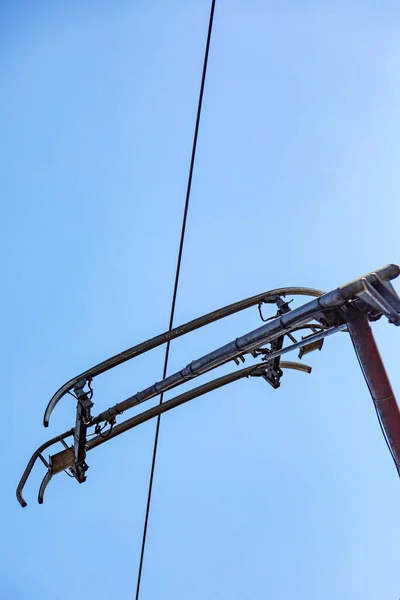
(16, 428, 74, 507)
(38, 470, 53, 505)
(44, 287, 324, 427)
(20, 360, 312, 507)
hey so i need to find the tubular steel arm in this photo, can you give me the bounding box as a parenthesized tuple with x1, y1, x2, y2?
(43, 287, 324, 427)
(86, 361, 312, 451)
(17, 361, 311, 507)
(92, 323, 345, 426)
(17, 264, 400, 506)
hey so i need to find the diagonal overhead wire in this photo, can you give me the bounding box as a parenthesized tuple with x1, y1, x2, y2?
(134, 2, 216, 598)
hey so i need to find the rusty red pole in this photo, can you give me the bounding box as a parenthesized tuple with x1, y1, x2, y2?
(348, 314, 400, 474)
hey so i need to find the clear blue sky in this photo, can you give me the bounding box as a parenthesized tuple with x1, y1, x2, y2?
(2, 1, 400, 598)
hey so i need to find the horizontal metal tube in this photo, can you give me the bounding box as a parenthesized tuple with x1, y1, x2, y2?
(44, 264, 399, 428)
(25, 361, 313, 490)
(264, 324, 346, 360)
(88, 361, 311, 452)
(44, 286, 324, 427)
(18, 264, 400, 507)
(89, 365, 264, 450)
(94, 298, 322, 423)
(94, 323, 344, 424)
(318, 264, 399, 309)
(94, 264, 400, 425)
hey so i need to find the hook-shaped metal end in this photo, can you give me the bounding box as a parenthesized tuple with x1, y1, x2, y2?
(42, 287, 326, 427)
(16, 429, 74, 507)
(22, 360, 315, 506)
(43, 381, 79, 427)
(16, 488, 28, 508)
(38, 470, 52, 504)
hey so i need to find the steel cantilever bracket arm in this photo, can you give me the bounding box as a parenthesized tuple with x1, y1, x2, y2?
(17, 264, 400, 507)
(43, 287, 325, 427)
(17, 361, 312, 507)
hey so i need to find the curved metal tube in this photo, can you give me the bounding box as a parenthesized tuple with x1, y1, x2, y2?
(44, 287, 324, 427)
(38, 470, 53, 505)
(19, 263, 400, 507)
(16, 428, 74, 507)
(49, 263, 400, 428)
(18, 361, 311, 506)
(87, 360, 312, 451)
(93, 324, 345, 425)
(280, 361, 312, 374)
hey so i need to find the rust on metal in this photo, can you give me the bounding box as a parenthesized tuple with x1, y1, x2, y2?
(16, 264, 400, 506)
(348, 314, 400, 473)
(50, 448, 75, 475)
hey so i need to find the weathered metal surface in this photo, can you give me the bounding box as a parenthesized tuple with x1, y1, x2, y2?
(87, 361, 312, 452)
(43, 287, 325, 427)
(348, 314, 400, 473)
(298, 337, 324, 359)
(93, 325, 345, 425)
(355, 273, 400, 325)
(72, 380, 93, 483)
(16, 428, 74, 507)
(18, 361, 311, 506)
(17, 265, 400, 506)
(50, 447, 75, 474)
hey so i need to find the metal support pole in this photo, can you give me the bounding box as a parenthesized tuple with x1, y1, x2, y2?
(348, 314, 400, 474)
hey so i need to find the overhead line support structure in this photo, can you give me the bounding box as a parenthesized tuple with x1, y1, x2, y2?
(17, 264, 400, 506)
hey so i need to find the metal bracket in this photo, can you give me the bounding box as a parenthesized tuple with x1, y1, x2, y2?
(73, 378, 93, 483)
(257, 297, 291, 388)
(16, 265, 400, 507)
(298, 334, 324, 359)
(261, 336, 284, 389)
(356, 274, 400, 325)
(38, 447, 75, 504)
(19, 361, 312, 506)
